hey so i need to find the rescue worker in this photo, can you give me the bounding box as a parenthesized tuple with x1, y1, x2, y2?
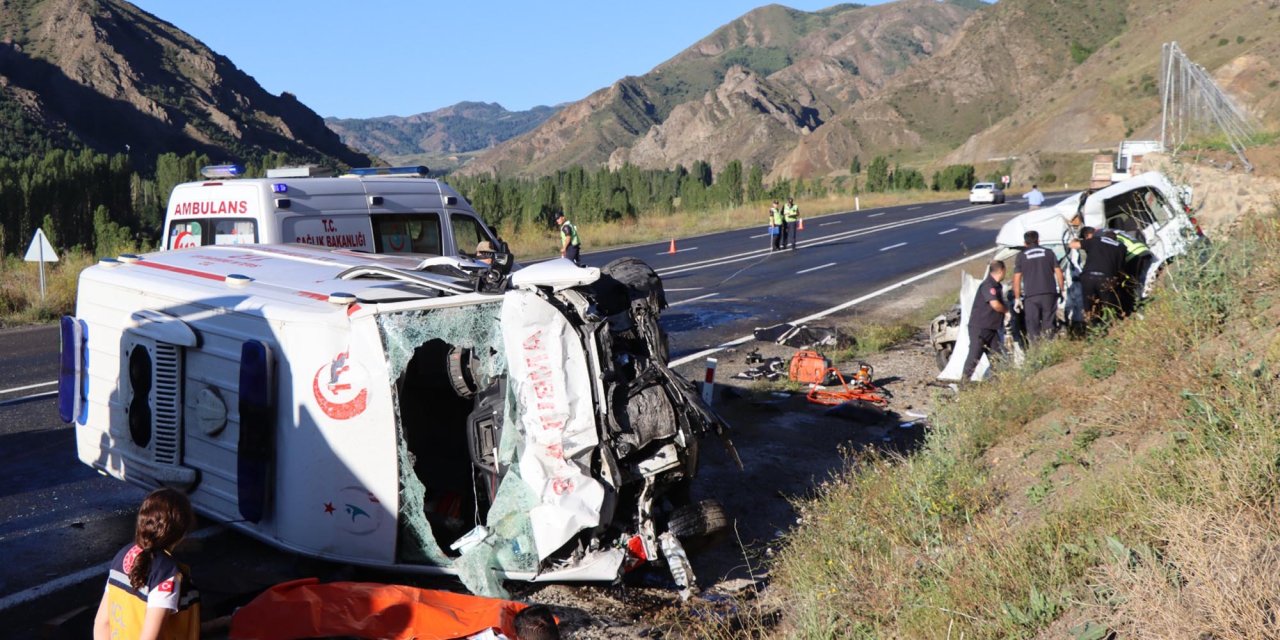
(556, 213, 581, 265)
(1012, 230, 1064, 343)
(1109, 228, 1154, 315)
(962, 260, 1009, 381)
(474, 239, 494, 265)
(1069, 226, 1127, 323)
(1025, 184, 1045, 210)
(782, 197, 800, 250)
(768, 200, 783, 251)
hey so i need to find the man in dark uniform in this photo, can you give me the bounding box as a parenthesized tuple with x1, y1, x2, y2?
(962, 260, 1009, 381)
(1069, 226, 1127, 323)
(1012, 230, 1064, 343)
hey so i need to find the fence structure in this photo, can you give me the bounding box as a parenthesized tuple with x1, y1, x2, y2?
(1160, 42, 1261, 172)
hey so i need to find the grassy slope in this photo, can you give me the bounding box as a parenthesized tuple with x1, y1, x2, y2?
(770, 204, 1280, 636)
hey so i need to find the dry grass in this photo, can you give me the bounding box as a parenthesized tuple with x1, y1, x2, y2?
(0, 250, 100, 327)
(503, 190, 973, 260)
(765, 209, 1280, 638)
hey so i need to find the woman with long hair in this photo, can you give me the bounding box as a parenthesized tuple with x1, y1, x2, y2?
(93, 487, 200, 640)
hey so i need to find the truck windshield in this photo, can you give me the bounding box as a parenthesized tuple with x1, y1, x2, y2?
(372, 213, 442, 255)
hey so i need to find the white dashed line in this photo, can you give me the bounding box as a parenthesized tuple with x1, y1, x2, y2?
(665, 287, 704, 292)
(880, 242, 908, 252)
(980, 217, 995, 223)
(796, 262, 837, 275)
(749, 233, 769, 239)
(669, 292, 719, 307)
(908, 206, 921, 210)
(938, 228, 959, 235)
(868, 212, 885, 218)
(819, 221, 842, 227)
(0, 390, 58, 407)
(657, 246, 699, 255)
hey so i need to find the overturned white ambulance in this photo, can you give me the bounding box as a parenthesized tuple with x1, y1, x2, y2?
(60, 244, 730, 594)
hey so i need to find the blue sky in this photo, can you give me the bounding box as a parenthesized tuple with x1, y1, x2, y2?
(130, 0, 896, 119)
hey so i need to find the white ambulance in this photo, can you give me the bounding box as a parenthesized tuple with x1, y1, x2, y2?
(60, 244, 731, 594)
(161, 165, 503, 260)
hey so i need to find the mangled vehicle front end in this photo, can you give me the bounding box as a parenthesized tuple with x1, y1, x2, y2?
(64, 245, 729, 594)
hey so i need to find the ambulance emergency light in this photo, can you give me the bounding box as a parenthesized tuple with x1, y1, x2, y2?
(200, 164, 245, 179)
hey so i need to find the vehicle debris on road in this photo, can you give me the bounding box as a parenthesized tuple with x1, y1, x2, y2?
(752, 322, 844, 349)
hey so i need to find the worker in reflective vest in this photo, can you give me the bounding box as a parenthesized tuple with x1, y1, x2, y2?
(768, 201, 783, 251)
(1108, 229, 1153, 316)
(556, 213, 581, 265)
(782, 198, 800, 250)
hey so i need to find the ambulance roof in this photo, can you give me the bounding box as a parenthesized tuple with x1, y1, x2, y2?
(83, 244, 491, 322)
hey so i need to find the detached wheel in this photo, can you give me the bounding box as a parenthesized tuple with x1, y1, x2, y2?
(668, 499, 729, 542)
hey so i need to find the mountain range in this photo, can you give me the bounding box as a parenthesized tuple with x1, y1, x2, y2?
(0, 0, 368, 167)
(0, 0, 1275, 182)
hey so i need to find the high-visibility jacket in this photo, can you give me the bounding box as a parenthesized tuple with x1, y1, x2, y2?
(783, 203, 799, 222)
(560, 220, 580, 247)
(1109, 229, 1151, 260)
(769, 207, 783, 225)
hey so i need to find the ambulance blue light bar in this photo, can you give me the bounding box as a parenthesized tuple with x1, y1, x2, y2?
(347, 165, 429, 177)
(200, 164, 245, 179)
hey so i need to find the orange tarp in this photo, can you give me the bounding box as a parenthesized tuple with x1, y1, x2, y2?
(229, 578, 527, 640)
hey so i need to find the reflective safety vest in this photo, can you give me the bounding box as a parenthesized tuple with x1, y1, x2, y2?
(783, 203, 799, 222)
(769, 206, 783, 225)
(560, 220, 580, 247)
(1110, 229, 1151, 260)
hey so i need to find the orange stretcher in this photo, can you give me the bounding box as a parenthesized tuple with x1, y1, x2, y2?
(229, 578, 528, 640)
(805, 366, 888, 407)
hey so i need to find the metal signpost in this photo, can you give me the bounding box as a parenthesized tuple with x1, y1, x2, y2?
(23, 228, 59, 302)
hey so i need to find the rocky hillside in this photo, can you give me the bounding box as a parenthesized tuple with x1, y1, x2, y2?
(940, 0, 1280, 167)
(0, 0, 369, 166)
(325, 101, 559, 159)
(462, 0, 976, 177)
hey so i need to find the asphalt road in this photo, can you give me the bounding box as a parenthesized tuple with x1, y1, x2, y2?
(0, 193, 1061, 630)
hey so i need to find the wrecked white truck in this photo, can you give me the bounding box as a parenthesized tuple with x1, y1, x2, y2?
(59, 243, 731, 594)
(932, 171, 1206, 378)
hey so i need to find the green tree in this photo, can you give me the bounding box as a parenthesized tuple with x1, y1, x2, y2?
(865, 156, 890, 192)
(850, 155, 861, 176)
(746, 164, 765, 203)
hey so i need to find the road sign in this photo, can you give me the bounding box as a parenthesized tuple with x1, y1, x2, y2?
(23, 228, 58, 302)
(1001, 175, 1011, 185)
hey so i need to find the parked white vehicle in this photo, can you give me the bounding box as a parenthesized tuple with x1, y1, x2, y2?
(932, 171, 1206, 379)
(60, 243, 731, 594)
(969, 182, 1006, 204)
(162, 165, 503, 260)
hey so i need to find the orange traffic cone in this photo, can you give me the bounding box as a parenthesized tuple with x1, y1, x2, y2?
(798, 218, 805, 231)
(668, 238, 677, 254)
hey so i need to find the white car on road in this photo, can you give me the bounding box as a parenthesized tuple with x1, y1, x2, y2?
(969, 182, 1006, 204)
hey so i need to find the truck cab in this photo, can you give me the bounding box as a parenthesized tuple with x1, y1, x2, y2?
(162, 165, 501, 260)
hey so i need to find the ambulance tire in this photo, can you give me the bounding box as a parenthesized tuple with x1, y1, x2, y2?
(667, 499, 729, 549)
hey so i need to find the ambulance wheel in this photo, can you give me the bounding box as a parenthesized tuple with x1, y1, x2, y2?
(667, 499, 729, 543)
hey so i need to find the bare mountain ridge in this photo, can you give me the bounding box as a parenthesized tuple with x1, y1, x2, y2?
(0, 0, 368, 166)
(325, 101, 560, 158)
(462, 0, 975, 177)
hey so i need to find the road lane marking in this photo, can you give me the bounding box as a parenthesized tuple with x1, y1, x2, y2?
(669, 292, 719, 307)
(908, 206, 921, 210)
(0, 524, 225, 613)
(819, 221, 841, 226)
(939, 228, 959, 235)
(656, 203, 988, 277)
(796, 262, 837, 275)
(0, 390, 57, 407)
(0, 380, 56, 395)
(868, 212, 885, 217)
(880, 242, 908, 252)
(669, 246, 1000, 367)
(666, 287, 704, 292)
(980, 217, 995, 223)
(658, 246, 699, 255)
(749, 233, 769, 239)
